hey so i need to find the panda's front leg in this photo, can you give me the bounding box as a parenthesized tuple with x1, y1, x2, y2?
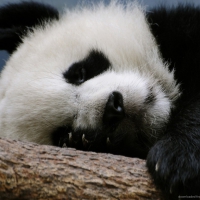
(147, 97, 200, 199)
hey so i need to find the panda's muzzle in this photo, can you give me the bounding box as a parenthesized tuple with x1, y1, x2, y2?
(52, 91, 125, 152)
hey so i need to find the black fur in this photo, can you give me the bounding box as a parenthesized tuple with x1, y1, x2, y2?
(147, 5, 200, 199)
(0, 2, 59, 54)
(63, 50, 111, 85)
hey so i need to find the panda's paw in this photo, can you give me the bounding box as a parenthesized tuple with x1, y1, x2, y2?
(62, 133, 91, 150)
(82, 134, 95, 149)
(59, 131, 73, 148)
(54, 123, 126, 152)
(147, 138, 200, 199)
(54, 129, 76, 149)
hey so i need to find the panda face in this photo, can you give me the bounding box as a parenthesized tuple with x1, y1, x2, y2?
(0, 1, 179, 157)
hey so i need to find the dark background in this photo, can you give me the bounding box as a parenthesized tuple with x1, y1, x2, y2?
(1, 0, 200, 70)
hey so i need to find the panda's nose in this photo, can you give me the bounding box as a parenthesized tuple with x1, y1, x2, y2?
(103, 91, 125, 125)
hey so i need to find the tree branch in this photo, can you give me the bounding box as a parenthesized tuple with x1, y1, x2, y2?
(0, 138, 162, 199)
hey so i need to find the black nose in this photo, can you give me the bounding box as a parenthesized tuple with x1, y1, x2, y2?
(103, 91, 125, 125)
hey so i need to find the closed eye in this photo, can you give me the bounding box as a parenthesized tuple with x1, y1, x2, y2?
(64, 64, 86, 85)
(63, 49, 111, 85)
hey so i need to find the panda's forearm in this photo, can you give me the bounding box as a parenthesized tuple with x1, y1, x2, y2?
(147, 96, 200, 198)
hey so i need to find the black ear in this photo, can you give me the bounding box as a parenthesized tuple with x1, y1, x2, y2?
(0, 2, 59, 54)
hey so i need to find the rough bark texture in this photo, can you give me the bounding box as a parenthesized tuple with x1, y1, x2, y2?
(0, 138, 162, 200)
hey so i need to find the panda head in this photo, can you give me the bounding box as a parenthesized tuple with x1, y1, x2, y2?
(0, 1, 179, 158)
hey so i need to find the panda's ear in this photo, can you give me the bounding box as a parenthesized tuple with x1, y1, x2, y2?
(0, 2, 59, 54)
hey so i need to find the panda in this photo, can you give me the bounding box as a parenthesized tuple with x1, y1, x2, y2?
(0, 0, 200, 198)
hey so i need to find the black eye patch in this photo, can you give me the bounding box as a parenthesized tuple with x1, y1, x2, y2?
(63, 50, 111, 85)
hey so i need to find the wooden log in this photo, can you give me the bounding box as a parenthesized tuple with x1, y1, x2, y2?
(0, 138, 162, 200)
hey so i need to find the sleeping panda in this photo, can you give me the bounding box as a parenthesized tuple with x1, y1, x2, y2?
(0, 0, 200, 198)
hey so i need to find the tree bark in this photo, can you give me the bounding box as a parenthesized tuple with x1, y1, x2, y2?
(0, 138, 162, 200)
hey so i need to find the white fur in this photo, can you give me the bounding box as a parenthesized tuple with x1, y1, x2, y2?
(0, 1, 179, 144)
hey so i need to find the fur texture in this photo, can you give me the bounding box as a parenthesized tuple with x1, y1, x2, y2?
(0, 1, 200, 199)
